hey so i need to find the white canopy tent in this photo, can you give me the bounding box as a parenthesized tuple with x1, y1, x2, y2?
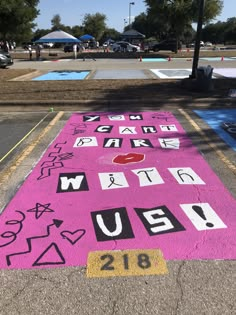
(35, 30, 81, 43)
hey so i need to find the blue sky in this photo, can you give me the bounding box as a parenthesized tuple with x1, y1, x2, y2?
(35, 0, 234, 32)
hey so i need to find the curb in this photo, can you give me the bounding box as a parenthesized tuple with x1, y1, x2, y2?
(0, 98, 236, 112)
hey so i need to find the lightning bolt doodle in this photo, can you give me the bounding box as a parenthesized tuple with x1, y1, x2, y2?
(37, 142, 71, 180)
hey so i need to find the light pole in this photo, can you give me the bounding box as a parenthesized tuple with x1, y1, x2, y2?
(129, 2, 135, 29)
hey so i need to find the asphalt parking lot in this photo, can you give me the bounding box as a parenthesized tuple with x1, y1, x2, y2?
(0, 56, 236, 315)
(10, 53, 236, 72)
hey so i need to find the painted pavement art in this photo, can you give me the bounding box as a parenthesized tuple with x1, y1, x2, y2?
(0, 111, 236, 269)
(195, 109, 236, 151)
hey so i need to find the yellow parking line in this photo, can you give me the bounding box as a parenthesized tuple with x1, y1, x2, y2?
(0, 112, 51, 163)
(0, 111, 64, 187)
(179, 108, 236, 175)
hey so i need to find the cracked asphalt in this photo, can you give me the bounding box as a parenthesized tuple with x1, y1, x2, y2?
(0, 57, 235, 315)
(0, 260, 235, 315)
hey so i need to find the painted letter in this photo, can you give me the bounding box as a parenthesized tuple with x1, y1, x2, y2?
(96, 212, 122, 236)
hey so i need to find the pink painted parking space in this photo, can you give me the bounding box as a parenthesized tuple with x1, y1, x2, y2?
(0, 111, 235, 269)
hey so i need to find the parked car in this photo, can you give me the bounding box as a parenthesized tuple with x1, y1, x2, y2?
(102, 40, 114, 48)
(152, 39, 182, 52)
(22, 42, 43, 50)
(0, 50, 13, 68)
(22, 42, 33, 49)
(112, 41, 140, 52)
(186, 41, 205, 48)
(200, 41, 205, 47)
(143, 41, 158, 52)
(82, 40, 98, 49)
(64, 44, 84, 52)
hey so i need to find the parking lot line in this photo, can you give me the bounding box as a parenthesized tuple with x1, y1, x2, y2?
(0, 111, 64, 188)
(0, 112, 51, 163)
(178, 108, 236, 175)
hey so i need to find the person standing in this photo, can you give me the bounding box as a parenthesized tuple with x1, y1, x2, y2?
(73, 43, 77, 59)
(35, 44, 41, 60)
(28, 44, 32, 60)
(3, 41, 9, 52)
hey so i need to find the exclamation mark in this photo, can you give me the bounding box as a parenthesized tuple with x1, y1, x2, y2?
(192, 205, 214, 228)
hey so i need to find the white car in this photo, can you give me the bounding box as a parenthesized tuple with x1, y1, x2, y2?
(112, 41, 140, 52)
(102, 40, 114, 48)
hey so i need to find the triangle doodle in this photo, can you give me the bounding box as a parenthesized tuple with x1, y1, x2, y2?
(32, 242, 65, 267)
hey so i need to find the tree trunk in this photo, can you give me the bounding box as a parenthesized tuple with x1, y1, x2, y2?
(190, 0, 205, 78)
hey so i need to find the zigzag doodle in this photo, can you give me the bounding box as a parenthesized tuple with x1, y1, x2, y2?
(6, 219, 63, 266)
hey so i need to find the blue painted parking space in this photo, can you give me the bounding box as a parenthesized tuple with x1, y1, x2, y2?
(142, 58, 167, 62)
(194, 109, 236, 151)
(32, 70, 90, 81)
(200, 57, 233, 61)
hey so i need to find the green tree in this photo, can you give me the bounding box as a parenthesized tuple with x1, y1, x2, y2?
(202, 16, 236, 45)
(144, 0, 223, 43)
(202, 21, 226, 44)
(100, 28, 120, 44)
(32, 28, 52, 41)
(132, 13, 150, 37)
(51, 14, 63, 30)
(82, 13, 107, 40)
(224, 17, 236, 44)
(145, 0, 193, 51)
(71, 25, 84, 39)
(192, 0, 223, 23)
(0, 0, 39, 42)
(50, 14, 71, 32)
